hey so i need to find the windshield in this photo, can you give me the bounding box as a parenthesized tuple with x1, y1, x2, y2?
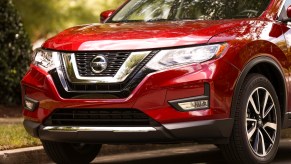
(110, 0, 271, 22)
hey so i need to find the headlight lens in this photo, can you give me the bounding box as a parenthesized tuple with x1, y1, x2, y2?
(146, 43, 228, 70)
(33, 49, 61, 72)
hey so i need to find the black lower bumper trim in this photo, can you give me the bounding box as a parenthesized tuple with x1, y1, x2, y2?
(23, 118, 233, 144)
(163, 119, 234, 143)
(23, 119, 40, 138)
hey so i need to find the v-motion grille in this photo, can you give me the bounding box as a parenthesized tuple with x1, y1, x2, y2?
(44, 109, 153, 126)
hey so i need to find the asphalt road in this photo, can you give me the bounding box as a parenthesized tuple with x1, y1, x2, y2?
(92, 140, 291, 164)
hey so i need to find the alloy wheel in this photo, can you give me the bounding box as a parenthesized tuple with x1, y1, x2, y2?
(246, 87, 277, 157)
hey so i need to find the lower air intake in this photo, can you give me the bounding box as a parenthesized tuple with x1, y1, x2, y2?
(44, 108, 155, 126)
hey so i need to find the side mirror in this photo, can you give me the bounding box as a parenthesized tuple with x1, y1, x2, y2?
(100, 10, 115, 23)
(287, 5, 291, 18)
(280, 5, 291, 22)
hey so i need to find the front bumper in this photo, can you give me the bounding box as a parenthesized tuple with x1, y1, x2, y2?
(24, 118, 233, 144)
(21, 58, 240, 143)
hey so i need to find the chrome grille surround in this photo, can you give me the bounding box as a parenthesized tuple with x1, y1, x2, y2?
(61, 51, 151, 84)
(49, 50, 157, 98)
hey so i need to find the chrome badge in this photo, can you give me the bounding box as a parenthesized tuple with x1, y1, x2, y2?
(90, 55, 107, 73)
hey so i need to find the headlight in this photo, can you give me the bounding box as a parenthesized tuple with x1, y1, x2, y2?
(146, 43, 228, 70)
(33, 49, 61, 72)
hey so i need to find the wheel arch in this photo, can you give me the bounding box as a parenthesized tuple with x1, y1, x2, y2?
(231, 56, 287, 127)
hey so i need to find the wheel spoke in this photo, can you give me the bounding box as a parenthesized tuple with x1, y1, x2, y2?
(249, 96, 260, 115)
(261, 127, 274, 144)
(262, 91, 269, 115)
(247, 121, 257, 140)
(258, 130, 266, 156)
(246, 118, 257, 122)
(263, 103, 274, 119)
(263, 122, 277, 131)
(256, 90, 260, 115)
(253, 130, 260, 152)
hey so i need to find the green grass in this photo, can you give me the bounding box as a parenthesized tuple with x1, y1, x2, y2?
(0, 124, 41, 151)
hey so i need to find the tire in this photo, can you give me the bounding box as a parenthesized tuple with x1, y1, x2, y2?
(220, 73, 281, 164)
(42, 140, 102, 164)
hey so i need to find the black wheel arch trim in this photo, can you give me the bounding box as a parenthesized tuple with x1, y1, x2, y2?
(230, 56, 289, 128)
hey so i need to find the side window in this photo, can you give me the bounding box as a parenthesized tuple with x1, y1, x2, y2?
(278, 0, 291, 21)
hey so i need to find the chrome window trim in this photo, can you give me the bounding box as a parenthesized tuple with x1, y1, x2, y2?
(60, 51, 151, 84)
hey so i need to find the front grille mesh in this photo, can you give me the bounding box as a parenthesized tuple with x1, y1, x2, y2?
(75, 52, 130, 77)
(44, 108, 153, 126)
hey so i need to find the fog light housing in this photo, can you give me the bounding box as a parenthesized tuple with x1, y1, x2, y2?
(178, 100, 209, 111)
(23, 96, 39, 111)
(168, 83, 210, 111)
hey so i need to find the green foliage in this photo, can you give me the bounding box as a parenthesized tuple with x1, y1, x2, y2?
(0, 124, 41, 150)
(0, 0, 31, 105)
(0, 0, 125, 105)
(12, 0, 126, 42)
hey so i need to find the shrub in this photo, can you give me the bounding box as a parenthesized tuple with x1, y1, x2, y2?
(0, 0, 31, 105)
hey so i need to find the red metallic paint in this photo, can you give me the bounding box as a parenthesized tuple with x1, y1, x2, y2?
(42, 20, 248, 51)
(287, 5, 291, 18)
(22, 0, 291, 126)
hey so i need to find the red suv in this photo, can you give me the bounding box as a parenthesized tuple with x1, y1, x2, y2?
(21, 0, 291, 163)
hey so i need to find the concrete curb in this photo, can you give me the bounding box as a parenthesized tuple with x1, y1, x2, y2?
(0, 118, 23, 124)
(0, 146, 50, 164)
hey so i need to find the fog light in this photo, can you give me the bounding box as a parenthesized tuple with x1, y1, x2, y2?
(168, 83, 210, 111)
(24, 96, 39, 111)
(178, 100, 209, 111)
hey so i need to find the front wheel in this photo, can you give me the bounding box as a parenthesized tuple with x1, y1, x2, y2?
(221, 74, 281, 163)
(42, 140, 102, 164)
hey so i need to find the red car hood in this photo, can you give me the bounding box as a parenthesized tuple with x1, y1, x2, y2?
(43, 20, 246, 51)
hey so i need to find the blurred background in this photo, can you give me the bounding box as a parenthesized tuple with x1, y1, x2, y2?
(0, 0, 125, 108)
(13, 0, 125, 48)
(0, 0, 124, 150)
